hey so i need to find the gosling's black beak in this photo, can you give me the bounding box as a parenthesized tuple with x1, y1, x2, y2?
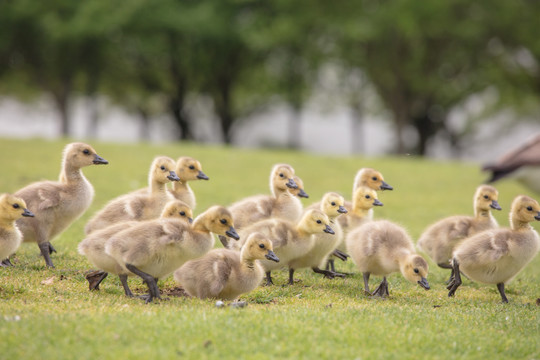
(418, 277, 430, 290)
(337, 205, 348, 214)
(197, 171, 209, 180)
(265, 250, 280, 262)
(297, 188, 309, 198)
(380, 181, 393, 191)
(167, 171, 181, 181)
(93, 154, 109, 165)
(490, 200, 502, 211)
(323, 225, 335, 234)
(286, 178, 298, 189)
(187, 217, 193, 224)
(225, 226, 240, 240)
(373, 199, 384, 206)
(535, 212, 540, 221)
(22, 208, 34, 217)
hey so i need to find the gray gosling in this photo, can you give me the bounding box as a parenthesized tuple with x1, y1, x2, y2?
(448, 195, 540, 303)
(219, 163, 301, 247)
(175, 232, 279, 301)
(233, 209, 334, 286)
(0, 194, 34, 266)
(78, 200, 193, 295)
(15, 142, 108, 267)
(105, 205, 239, 303)
(84, 156, 179, 234)
(290, 192, 348, 279)
(417, 185, 501, 280)
(346, 220, 430, 298)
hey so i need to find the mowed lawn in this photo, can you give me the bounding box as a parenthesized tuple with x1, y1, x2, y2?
(0, 138, 538, 359)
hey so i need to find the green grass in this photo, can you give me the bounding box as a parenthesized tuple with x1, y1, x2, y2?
(0, 137, 538, 360)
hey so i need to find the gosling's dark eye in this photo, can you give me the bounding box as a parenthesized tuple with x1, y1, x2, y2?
(160, 166, 166, 170)
(331, 202, 336, 206)
(12, 204, 20, 209)
(83, 149, 90, 155)
(189, 165, 195, 170)
(220, 219, 227, 225)
(365, 195, 371, 199)
(483, 195, 489, 199)
(259, 244, 265, 249)
(372, 177, 377, 181)
(414, 268, 419, 274)
(316, 220, 322, 224)
(527, 206, 533, 211)
(180, 211, 186, 216)
(279, 173, 284, 178)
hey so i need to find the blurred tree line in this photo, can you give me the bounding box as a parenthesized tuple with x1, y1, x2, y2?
(0, 0, 538, 155)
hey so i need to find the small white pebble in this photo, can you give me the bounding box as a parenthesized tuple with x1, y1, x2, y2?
(4, 315, 21, 322)
(215, 300, 225, 308)
(506, 316, 510, 321)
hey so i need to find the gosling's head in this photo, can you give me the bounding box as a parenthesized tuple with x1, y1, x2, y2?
(320, 192, 347, 217)
(510, 195, 540, 225)
(242, 232, 279, 263)
(176, 156, 208, 182)
(474, 185, 501, 212)
(270, 164, 297, 194)
(354, 168, 393, 192)
(202, 206, 239, 240)
(401, 254, 430, 290)
(150, 156, 179, 184)
(161, 200, 193, 223)
(289, 175, 309, 198)
(300, 209, 334, 235)
(0, 193, 34, 223)
(62, 142, 108, 170)
(352, 186, 383, 212)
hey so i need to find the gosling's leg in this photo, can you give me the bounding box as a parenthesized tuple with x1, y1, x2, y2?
(497, 283, 509, 304)
(38, 242, 56, 268)
(371, 277, 389, 298)
(326, 259, 336, 273)
(447, 258, 462, 297)
(363, 272, 371, 293)
(312, 267, 346, 279)
(288, 268, 295, 285)
(332, 249, 349, 262)
(119, 274, 134, 297)
(125, 264, 160, 303)
(85, 270, 108, 291)
(1, 258, 13, 267)
(264, 271, 274, 286)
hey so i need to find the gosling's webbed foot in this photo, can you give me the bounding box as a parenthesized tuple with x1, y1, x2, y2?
(1, 258, 13, 267)
(126, 263, 161, 304)
(264, 271, 274, 286)
(85, 270, 108, 291)
(332, 249, 349, 262)
(447, 259, 462, 297)
(312, 267, 346, 279)
(371, 277, 389, 298)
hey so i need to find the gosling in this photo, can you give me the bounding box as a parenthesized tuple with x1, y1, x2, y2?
(78, 200, 193, 295)
(14, 142, 108, 267)
(233, 209, 334, 286)
(352, 168, 393, 194)
(289, 192, 348, 279)
(105, 205, 239, 303)
(219, 163, 301, 247)
(346, 220, 430, 298)
(0, 194, 34, 266)
(448, 195, 540, 303)
(84, 156, 179, 234)
(417, 185, 501, 279)
(174, 232, 279, 301)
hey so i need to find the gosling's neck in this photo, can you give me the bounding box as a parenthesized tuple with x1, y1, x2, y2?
(352, 206, 372, 218)
(59, 162, 85, 184)
(150, 179, 168, 195)
(191, 214, 210, 233)
(474, 207, 493, 220)
(0, 217, 16, 230)
(240, 251, 258, 271)
(172, 179, 190, 193)
(510, 217, 532, 231)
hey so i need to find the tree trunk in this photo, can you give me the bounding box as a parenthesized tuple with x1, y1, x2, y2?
(214, 86, 234, 144)
(287, 106, 302, 149)
(138, 108, 151, 141)
(350, 102, 364, 154)
(52, 80, 72, 137)
(169, 96, 192, 141)
(413, 113, 435, 156)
